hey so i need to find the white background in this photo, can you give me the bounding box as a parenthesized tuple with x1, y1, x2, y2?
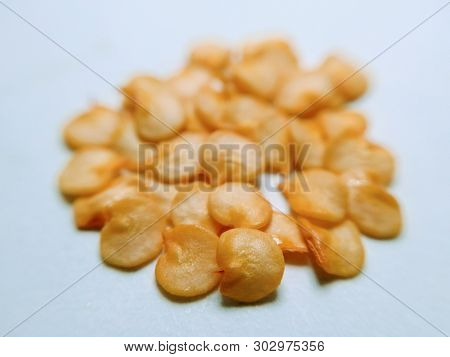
(0, 0, 449, 337)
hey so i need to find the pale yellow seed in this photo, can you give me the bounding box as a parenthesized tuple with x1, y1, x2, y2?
(217, 228, 285, 303)
(317, 109, 367, 140)
(189, 43, 230, 71)
(347, 183, 402, 239)
(170, 182, 222, 234)
(281, 169, 347, 223)
(113, 113, 151, 171)
(264, 211, 307, 253)
(194, 88, 227, 130)
(223, 95, 275, 135)
(100, 193, 166, 269)
(199, 130, 264, 184)
(168, 66, 222, 100)
(139, 177, 179, 214)
(184, 100, 211, 133)
(154, 132, 206, 184)
(300, 218, 364, 278)
(73, 175, 138, 229)
(121, 75, 162, 115)
(242, 38, 298, 66)
(250, 112, 291, 173)
(339, 168, 374, 187)
(275, 72, 342, 116)
(134, 87, 186, 142)
(63, 105, 122, 149)
(288, 119, 327, 168)
(156, 224, 222, 297)
(231, 58, 284, 100)
(320, 54, 368, 101)
(208, 182, 272, 229)
(59, 148, 124, 197)
(324, 134, 395, 185)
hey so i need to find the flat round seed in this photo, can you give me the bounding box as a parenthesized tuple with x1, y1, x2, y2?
(217, 228, 285, 303)
(100, 193, 167, 269)
(63, 105, 122, 149)
(317, 109, 367, 140)
(121, 75, 162, 115)
(223, 95, 276, 135)
(189, 43, 230, 71)
(208, 182, 272, 229)
(324, 134, 395, 185)
(153, 132, 206, 184)
(264, 211, 307, 253)
(59, 148, 125, 197)
(300, 218, 364, 278)
(288, 119, 327, 168)
(73, 175, 138, 229)
(275, 72, 342, 116)
(231, 58, 284, 100)
(320, 55, 368, 101)
(134, 87, 186, 142)
(281, 169, 347, 223)
(242, 38, 298, 66)
(168, 67, 222, 100)
(348, 183, 402, 238)
(139, 177, 179, 214)
(170, 183, 222, 234)
(184, 100, 211, 133)
(156, 224, 222, 297)
(250, 113, 291, 173)
(113, 113, 150, 171)
(194, 88, 227, 130)
(199, 130, 264, 184)
(339, 168, 374, 187)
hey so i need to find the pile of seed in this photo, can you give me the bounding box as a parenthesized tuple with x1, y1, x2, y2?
(59, 38, 402, 303)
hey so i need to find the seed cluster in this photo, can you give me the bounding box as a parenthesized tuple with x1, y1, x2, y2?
(59, 38, 402, 303)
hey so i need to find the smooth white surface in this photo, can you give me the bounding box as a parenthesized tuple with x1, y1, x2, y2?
(0, 0, 449, 337)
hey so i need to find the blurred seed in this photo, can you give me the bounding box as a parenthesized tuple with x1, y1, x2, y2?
(236, 38, 300, 100)
(217, 228, 285, 303)
(250, 112, 292, 173)
(113, 113, 150, 171)
(121, 75, 162, 115)
(288, 119, 327, 168)
(347, 183, 402, 239)
(324, 134, 395, 185)
(232, 58, 284, 100)
(208, 182, 272, 229)
(59, 148, 124, 198)
(154, 132, 206, 183)
(73, 175, 138, 229)
(194, 88, 227, 130)
(339, 168, 374, 187)
(184, 100, 211, 133)
(170, 182, 222, 234)
(134, 87, 186, 142)
(317, 109, 367, 140)
(281, 169, 347, 223)
(320, 54, 368, 101)
(156, 224, 222, 297)
(242, 38, 298, 67)
(199, 130, 264, 184)
(189, 43, 230, 72)
(223, 95, 275, 135)
(63, 105, 122, 149)
(275, 72, 343, 116)
(168, 67, 222, 100)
